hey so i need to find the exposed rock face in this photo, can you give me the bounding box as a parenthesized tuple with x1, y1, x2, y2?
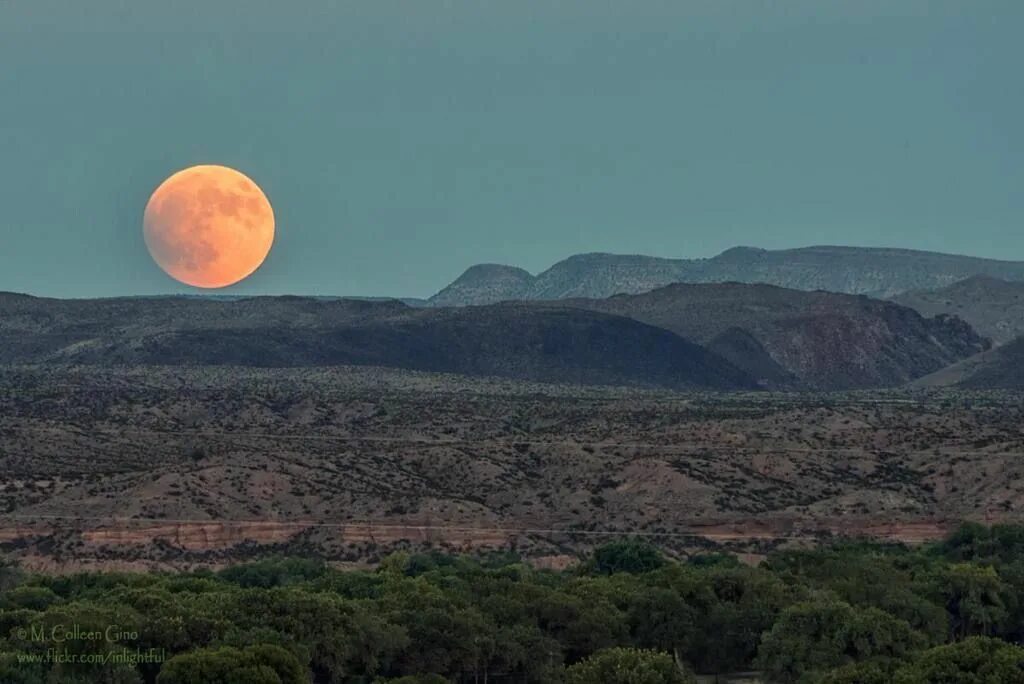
(429, 246, 1024, 305)
(0, 517, 956, 568)
(79, 521, 514, 551)
(556, 282, 990, 390)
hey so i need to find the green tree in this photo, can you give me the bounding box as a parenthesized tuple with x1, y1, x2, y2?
(0, 585, 59, 611)
(756, 598, 924, 683)
(628, 587, 698, 654)
(588, 539, 666, 576)
(939, 523, 993, 563)
(942, 563, 1007, 639)
(247, 644, 308, 684)
(762, 544, 949, 648)
(117, 586, 229, 653)
(526, 585, 628, 662)
(996, 560, 1024, 642)
(385, 604, 492, 678)
(939, 523, 1024, 566)
(218, 557, 326, 588)
(564, 647, 694, 684)
(6, 600, 143, 666)
(157, 644, 305, 684)
(687, 553, 741, 569)
(0, 608, 37, 643)
(697, 567, 796, 674)
(222, 587, 407, 680)
(892, 636, 1024, 683)
(0, 555, 24, 591)
(0, 652, 46, 684)
(818, 659, 900, 684)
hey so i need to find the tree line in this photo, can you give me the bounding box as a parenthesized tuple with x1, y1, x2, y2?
(2, 523, 1024, 682)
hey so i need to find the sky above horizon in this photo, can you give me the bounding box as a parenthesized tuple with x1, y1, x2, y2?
(1, 1, 1022, 298)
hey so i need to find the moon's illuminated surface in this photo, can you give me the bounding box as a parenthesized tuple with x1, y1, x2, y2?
(143, 165, 275, 288)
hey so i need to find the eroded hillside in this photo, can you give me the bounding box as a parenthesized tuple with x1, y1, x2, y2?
(1, 364, 1021, 570)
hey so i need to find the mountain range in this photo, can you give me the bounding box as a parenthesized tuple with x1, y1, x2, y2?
(8, 243, 1024, 391)
(0, 276, 990, 391)
(554, 283, 988, 390)
(429, 246, 1024, 306)
(0, 292, 755, 391)
(5, 245, 1024, 574)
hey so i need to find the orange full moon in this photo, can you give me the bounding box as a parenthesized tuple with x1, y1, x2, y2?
(143, 165, 275, 288)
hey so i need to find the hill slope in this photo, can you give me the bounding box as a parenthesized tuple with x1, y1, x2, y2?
(429, 246, 1024, 305)
(428, 264, 535, 307)
(555, 282, 989, 390)
(4, 365, 1024, 569)
(0, 293, 756, 390)
(892, 275, 1024, 345)
(705, 327, 798, 389)
(913, 336, 1024, 389)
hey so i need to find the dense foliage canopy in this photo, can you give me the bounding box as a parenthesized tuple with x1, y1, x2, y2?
(3, 525, 1024, 682)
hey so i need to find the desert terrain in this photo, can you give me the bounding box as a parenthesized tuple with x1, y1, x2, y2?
(2, 363, 1022, 571)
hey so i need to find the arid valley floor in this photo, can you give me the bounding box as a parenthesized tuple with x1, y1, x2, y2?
(2, 364, 1022, 572)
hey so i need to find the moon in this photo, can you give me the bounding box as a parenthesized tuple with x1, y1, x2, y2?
(143, 165, 275, 288)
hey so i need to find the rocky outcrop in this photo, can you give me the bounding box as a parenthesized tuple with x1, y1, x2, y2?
(558, 282, 990, 390)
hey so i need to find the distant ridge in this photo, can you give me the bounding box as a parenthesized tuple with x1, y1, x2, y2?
(554, 281, 989, 390)
(429, 245, 1024, 305)
(892, 275, 1024, 345)
(0, 285, 995, 391)
(0, 294, 756, 391)
(428, 264, 534, 306)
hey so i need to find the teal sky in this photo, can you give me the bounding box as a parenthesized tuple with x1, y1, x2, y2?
(1, 1, 1021, 298)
